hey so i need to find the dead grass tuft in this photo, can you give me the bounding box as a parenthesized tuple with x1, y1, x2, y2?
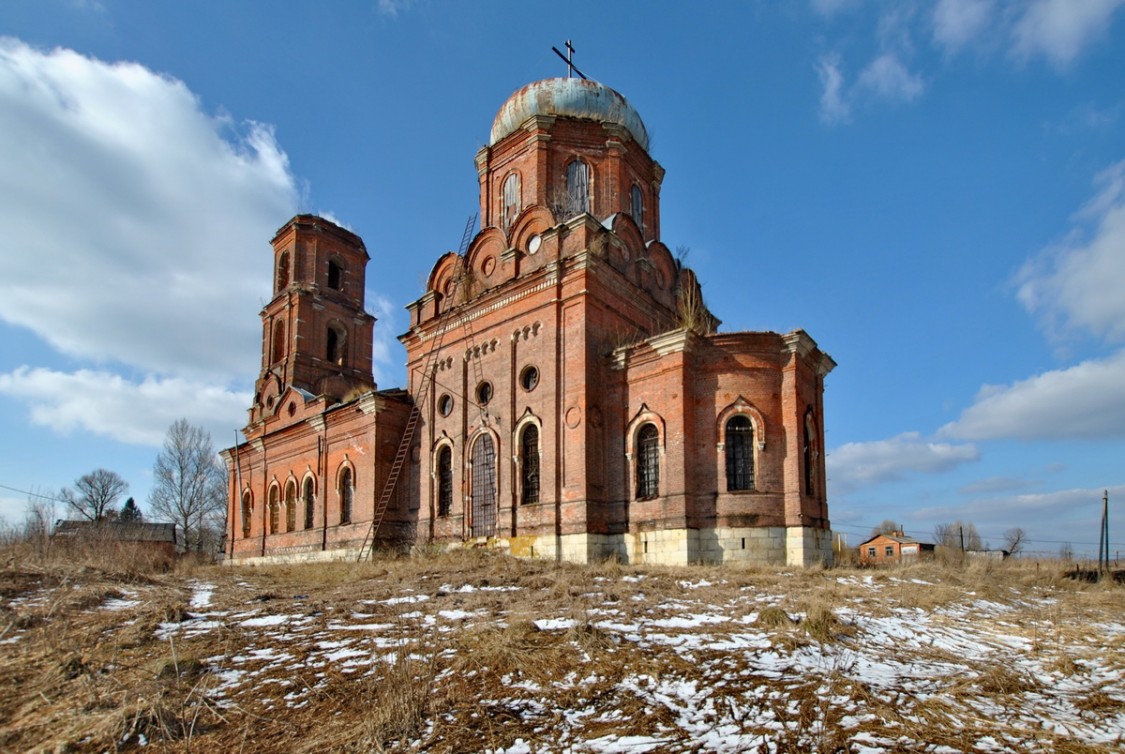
(756, 605, 794, 628)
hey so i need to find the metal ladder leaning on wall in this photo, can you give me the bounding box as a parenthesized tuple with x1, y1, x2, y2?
(356, 215, 483, 562)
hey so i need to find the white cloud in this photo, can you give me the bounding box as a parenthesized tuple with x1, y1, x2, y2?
(828, 431, 979, 494)
(0, 39, 297, 381)
(916, 484, 1123, 529)
(377, 0, 415, 18)
(1011, 0, 1125, 68)
(857, 52, 925, 102)
(932, 0, 994, 53)
(0, 366, 249, 447)
(365, 292, 403, 388)
(1017, 160, 1125, 344)
(816, 53, 851, 125)
(940, 350, 1125, 441)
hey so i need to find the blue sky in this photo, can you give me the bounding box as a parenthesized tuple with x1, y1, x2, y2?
(1, 0, 1123, 558)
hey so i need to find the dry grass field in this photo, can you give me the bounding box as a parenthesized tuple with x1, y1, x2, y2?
(0, 544, 1122, 753)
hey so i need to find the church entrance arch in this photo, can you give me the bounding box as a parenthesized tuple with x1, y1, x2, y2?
(470, 434, 497, 538)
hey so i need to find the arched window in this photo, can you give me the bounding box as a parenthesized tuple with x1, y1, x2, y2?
(630, 185, 644, 230)
(268, 486, 280, 535)
(635, 423, 660, 500)
(303, 477, 316, 529)
(241, 491, 252, 538)
(284, 480, 297, 532)
(328, 259, 343, 290)
(804, 411, 817, 496)
(470, 435, 497, 538)
(272, 320, 286, 364)
(502, 173, 521, 230)
(566, 159, 589, 216)
(339, 467, 353, 524)
(327, 323, 347, 365)
(276, 251, 290, 292)
(520, 424, 540, 505)
(436, 446, 452, 517)
(725, 416, 755, 491)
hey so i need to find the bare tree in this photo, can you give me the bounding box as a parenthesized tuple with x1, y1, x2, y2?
(23, 489, 57, 552)
(870, 520, 902, 537)
(148, 419, 227, 554)
(1003, 527, 1027, 556)
(933, 520, 982, 551)
(59, 468, 128, 521)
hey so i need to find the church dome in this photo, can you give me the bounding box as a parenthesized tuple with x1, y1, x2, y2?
(490, 78, 649, 151)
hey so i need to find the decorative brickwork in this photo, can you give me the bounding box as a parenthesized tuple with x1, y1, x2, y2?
(224, 78, 835, 567)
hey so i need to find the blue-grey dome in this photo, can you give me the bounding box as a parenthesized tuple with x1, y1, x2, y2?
(490, 78, 649, 150)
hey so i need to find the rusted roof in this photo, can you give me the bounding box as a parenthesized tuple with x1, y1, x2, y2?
(490, 78, 649, 149)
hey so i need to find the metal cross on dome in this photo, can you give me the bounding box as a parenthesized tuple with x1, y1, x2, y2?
(551, 39, 588, 80)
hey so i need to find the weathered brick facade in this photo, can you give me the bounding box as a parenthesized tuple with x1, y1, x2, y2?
(223, 78, 835, 566)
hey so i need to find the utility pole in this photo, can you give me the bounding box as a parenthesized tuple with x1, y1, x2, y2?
(1099, 489, 1110, 573)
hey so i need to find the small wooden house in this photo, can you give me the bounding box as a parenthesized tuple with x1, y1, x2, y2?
(858, 531, 935, 565)
(53, 520, 178, 561)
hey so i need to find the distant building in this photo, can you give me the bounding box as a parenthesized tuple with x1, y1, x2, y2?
(966, 549, 1010, 561)
(858, 531, 935, 565)
(222, 77, 835, 567)
(53, 520, 178, 561)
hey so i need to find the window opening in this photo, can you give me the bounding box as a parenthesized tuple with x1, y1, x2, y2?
(502, 173, 521, 230)
(303, 477, 315, 530)
(285, 481, 296, 532)
(470, 435, 497, 537)
(566, 159, 589, 216)
(630, 185, 644, 230)
(328, 259, 343, 290)
(635, 423, 660, 500)
(437, 394, 454, 417)
(885, 545, 895, 557)
(519, 366, 539, 392)
(339, 467, 353, 524)
(725, 416, 755, 491)
(476, 381, 493, 406)
(241, 491, 252, 538)
(437, 446, 453, 517)
(327, 324, 347, 365)
(520, 424, 540, 505)
(867, 546, 876, 558)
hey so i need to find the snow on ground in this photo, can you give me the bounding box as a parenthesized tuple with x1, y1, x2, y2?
(140, 572, 1125, 751)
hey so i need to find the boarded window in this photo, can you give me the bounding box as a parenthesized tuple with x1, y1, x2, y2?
(635, 424, 660, 500)
(804, 411, 817, 496)
(502, 173, 521, 230)
(272, 321, 286, 364)
(268, 486, 279, 534)
(725, 416, 755, 491)
(437, 446, 453, 517)
(471, 435, 496, 538)
(276, 251, 290, 292)
(630, 185, 644, 229)
(566, 160, 589, 216)
(303, 477, 315, 529)
(339, 467, 353, 525)
(285, 481, 297, 532)
(241, 491, 252, 538)
(520, 424, 540, 505)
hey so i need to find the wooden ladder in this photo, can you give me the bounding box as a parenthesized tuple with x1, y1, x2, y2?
(356, 215, 477, 561)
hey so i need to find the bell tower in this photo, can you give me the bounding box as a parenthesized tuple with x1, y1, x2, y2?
(250, 215, 375, 424)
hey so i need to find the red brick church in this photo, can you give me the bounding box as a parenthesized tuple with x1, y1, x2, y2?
(222, 77, 835, 566)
